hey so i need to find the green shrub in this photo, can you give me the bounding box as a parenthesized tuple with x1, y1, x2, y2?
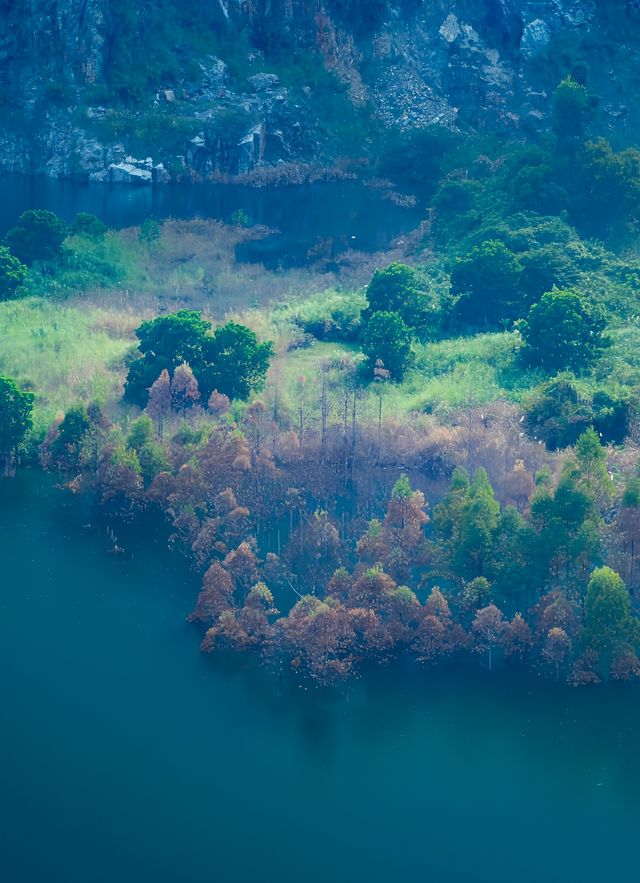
(553, 76, 590, 140)
(0, 247, 28, 301)
(71, 213, 107, 238)
(278, 290, 367, 343)
(450, 240, 524, 329)
(523, 375, 631, 450)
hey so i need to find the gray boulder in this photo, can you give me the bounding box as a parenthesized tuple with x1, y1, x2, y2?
(249, 73, 280, 92)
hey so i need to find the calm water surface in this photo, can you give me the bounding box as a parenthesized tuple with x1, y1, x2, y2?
(0, 176, 423, 266)
(1, 472, 639, 883)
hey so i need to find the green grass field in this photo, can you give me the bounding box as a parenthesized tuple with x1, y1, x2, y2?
(0, 298, 137, 427)
(4, 219, 640, 437)
(272, 330, 541, 420)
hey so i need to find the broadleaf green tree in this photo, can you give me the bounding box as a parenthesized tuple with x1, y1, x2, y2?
(0, 376, 34, 473)
(583, 566, 639, 677)
(125, 312, 273, 406)
(361, 311, 413, 381)
(201, 322, 274, 401)
(364, 263, 434, 336)
(520, 289, 608, 374)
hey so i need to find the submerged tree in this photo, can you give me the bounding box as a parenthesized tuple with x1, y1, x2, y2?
(583, 566, 639, 678)
(543, 627, 572, 681)
(471, 604, 506, 671)
(43, 405, 91, 471)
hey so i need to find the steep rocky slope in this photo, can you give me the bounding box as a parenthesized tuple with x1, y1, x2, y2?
(0, 0, 639, 180)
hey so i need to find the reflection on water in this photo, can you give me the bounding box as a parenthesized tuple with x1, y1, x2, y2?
(1, 472, 639, 883)
(0, 176, 424, 268)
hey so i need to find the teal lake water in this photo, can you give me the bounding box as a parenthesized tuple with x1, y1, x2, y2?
(1, 471, 639, 883)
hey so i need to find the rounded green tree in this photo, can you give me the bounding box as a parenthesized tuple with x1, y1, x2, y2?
(5, 209, 67, 265)
(365, 263, 433, 335)
(202, 322, 274, 401)
(125, 311, 273, 407)
(520, 288, 608, 373)
(584, 567, 638, 674)
(362, 311, 413, 382)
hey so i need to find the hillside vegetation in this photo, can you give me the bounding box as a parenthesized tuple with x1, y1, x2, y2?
(4, 75, 640, 683)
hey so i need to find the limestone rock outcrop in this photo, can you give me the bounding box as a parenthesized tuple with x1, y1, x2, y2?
(0, 1, 636, 181)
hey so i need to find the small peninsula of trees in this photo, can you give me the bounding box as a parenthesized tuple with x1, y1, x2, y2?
(35, 357, 640, 688)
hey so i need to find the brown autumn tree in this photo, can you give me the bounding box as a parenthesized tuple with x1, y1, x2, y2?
(356, 473, 429, 582)
(504, 459, 535, 513)
(201, 610, 249, 652)
(348, 564, 397, 612)
(326, 567, 354, 603)
(203, 582, 279, 653)
(532, 591, 580, 644)
(414, 588, 461, 663)
(208, 389, 231, 417)
(278, 595, 356, 682)
(286, 509, 341, 594)
(385, 585, 421, 645)
(610, 649, 640, 681)
(188, 562, 234, 623)
(542, 627, 572, 681)
(569, 650, 601, 686)
(147, 369, 172, 439)
(96, 440, 144, 514)
(503, 612, 533, 662)
(171, 361, 201, 416)
(223, 541, 259, 602)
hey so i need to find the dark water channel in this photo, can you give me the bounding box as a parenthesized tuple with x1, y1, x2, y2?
(0, 175, 423, 268)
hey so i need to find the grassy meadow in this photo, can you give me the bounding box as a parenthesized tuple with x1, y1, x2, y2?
(5, 212, 640, 439)
(0, 298, 137, 427)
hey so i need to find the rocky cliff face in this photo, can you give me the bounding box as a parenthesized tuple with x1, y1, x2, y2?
(0, 0, 638, 180)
